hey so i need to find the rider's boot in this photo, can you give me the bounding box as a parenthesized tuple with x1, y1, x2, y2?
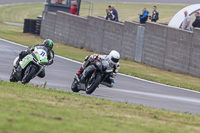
(110, 77, 115, 87)
(75, 67, 83, 81)
(77, 67, 83, 75)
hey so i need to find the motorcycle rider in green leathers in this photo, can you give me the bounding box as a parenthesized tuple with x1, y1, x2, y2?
(14, 39, 54, 78)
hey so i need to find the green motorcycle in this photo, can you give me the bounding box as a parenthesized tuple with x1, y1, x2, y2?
(10, 47, 49, 84)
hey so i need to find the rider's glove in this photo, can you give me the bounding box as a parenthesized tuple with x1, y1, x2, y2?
(48, 60, 53, 65)
(26, 47, 34, 54)
(111, 72, 117, 78)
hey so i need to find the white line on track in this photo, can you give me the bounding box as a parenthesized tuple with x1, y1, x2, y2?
(0, 49, 21, 52)
(1, 38, 200, 95)
(105, 88, 200, 103)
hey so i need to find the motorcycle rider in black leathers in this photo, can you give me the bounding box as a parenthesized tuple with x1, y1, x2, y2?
(15, 39, 54, 78)
(76, 50, 120, 87)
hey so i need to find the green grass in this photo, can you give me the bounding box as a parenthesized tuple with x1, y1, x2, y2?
(0, 81, 200, 133)
(0, 3, 43, 23)
(0, 3, 200, 92)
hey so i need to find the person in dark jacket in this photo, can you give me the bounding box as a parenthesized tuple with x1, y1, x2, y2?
(69, 1, 77, 15)
(110, 5, 119, 22)
(106, 9, 114, 21)
(150, 6, 159, 22)
(192, 12, 200, 28)
(139, 8, 149, 24)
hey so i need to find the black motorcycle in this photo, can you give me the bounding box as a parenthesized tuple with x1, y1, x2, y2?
(71, 59, 113, 94)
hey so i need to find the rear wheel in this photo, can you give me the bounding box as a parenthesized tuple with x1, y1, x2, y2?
(86, 74, 102, 94)
(71, 79, 80, 92)
(22, 67, 37, 84)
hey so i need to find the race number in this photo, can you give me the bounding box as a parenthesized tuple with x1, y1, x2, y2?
(40, 51, 45, 57)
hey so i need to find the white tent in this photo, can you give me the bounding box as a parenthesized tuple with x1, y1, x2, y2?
(168, 4, 200, 28)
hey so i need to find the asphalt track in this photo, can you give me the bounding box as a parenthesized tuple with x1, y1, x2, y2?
(0, 0, 200, 115)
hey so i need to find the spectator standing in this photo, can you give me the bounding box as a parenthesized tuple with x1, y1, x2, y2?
(106, 9, 114, 21)
(150, 6, 159, 22)
(108, 5, 112, 11)
(70, 1, 77, 15)
(192, 12, 200, 28)
(110, 5, 119, 22)
(181, 11, 191, 31)
(139, 8, 149, 24)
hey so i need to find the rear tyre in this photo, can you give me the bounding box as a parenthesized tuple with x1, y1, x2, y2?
(86, 74, 102, 94)
(22, 67, 37, 84)
(71, 80, 80, 92)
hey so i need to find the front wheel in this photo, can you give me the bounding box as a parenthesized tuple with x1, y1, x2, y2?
(86, 74, 102, 94)
(22, 67, 37, 84)
(9, 70, 17, 82)
(71, 79, 80, 92)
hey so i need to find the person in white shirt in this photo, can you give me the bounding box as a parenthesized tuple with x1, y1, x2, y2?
(181, 11, 191, 31)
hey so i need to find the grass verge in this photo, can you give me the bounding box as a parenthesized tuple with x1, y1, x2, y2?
(0, 81, 200, 133)
(0, 3, 200, 92)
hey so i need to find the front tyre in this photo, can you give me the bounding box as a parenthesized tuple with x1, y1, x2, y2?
(22, 67, 37, 84)
(9, 70, 17, 82)
(71, 79, 80, 92)
(86, 74, 102, 94)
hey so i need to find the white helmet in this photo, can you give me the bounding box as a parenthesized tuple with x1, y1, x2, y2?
(108, 50, 120, 66)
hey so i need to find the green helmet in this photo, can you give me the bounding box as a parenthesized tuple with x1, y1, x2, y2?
(43, 39, 54, 50)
